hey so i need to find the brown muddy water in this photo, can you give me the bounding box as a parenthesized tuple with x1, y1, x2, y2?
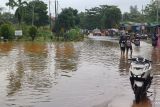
(0, 38, 160, 107)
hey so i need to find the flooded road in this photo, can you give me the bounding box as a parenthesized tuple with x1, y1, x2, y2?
(0, 38, 160, 107)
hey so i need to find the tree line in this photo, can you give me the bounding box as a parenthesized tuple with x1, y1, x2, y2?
(0, 0, 159, 41)
(123, 1, 160, 23)
(5, 0, 48, 27)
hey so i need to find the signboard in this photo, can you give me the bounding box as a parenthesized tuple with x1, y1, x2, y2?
(15, 30, 23, 36)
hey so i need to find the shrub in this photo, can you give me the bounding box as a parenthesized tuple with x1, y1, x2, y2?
(21, 24, 30, 37)
(29, 26, 37, 41)
(0, 24, 14, 40)
(66, 28, 83, 41)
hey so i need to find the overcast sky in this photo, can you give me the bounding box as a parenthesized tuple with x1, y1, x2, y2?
(0, 0, 151, 14)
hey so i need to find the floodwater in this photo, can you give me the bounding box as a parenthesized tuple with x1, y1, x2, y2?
(0, 38, 160, 107)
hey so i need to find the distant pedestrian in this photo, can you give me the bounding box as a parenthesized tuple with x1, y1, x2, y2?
(134, 34, 140, 46)
(152, 33, 158, 48)
(119, 34, 126, 55)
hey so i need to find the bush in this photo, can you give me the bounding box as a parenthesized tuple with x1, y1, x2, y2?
(21, 24, 30, 37)
(66, 28, 84, 41)
(0, 24, 14, 40)
(29, 26, 37, 41)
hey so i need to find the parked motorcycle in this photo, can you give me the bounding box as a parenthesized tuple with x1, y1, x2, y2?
(129, 57, 153, 103)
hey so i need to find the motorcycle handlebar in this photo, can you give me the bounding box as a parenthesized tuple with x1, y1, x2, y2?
(128, 58, 152, 63)
(128, 58, 136, 61)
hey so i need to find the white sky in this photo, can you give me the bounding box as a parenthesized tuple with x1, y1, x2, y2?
(0, 0, 151, 14)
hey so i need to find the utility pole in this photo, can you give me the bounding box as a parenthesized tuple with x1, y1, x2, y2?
(55, 0, 57, 19)
(55, 0, 58, 19)
(57, 0, 58, 15)
(49, 0, 51, 29)
(32, 1, 35, 26)
(142, 5, 145, 23)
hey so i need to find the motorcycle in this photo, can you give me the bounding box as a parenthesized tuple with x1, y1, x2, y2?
(129, 57, 153, 103)
(134, 38, 140, 46)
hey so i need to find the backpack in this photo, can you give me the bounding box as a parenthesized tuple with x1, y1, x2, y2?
(121, 41, 125, 47)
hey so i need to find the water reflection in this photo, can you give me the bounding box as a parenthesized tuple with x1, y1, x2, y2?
(150, 48, 160, 106)
(1, 40, 160, 107)
(23, 43, 48, 72)
(23, 43, 52, 89)
(55, 42, 78, 74)
(5, 43, 53, 106)
(134, 46, 140, 53)
(24, 42, 47, 54)
(131, 97, 152, 107)
(7, 61, 24, 96)
(119, 55, 130, 76)
(0, 42, 14, 54)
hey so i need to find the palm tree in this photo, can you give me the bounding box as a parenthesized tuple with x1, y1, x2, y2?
(6, 0, 28, 26)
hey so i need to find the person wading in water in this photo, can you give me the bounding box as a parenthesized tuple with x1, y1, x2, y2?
(152, 33, 158, 48)
(126, 35, 133, 57)
(119, 34, 126, 56)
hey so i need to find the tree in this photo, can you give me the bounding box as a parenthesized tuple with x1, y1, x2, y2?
(84, 7, 101, 29)
(78, 12, 86, 29)
(29, 26, 37, 41)
(0, 7, 16, 24)
(0, 24, 14, 40)
(123, 12, 130, 21)
(144, 1, 160, 23)
(0, 12, 17, 24)
(6, 0, 28, 25)
(79, 5, 122, 29)
(100, 5, 121, 28)
(23, 0, 49, 27)
(54, 7, 80, 33)
(129, 5, 143, 22)
(122, 5, 145, 23)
